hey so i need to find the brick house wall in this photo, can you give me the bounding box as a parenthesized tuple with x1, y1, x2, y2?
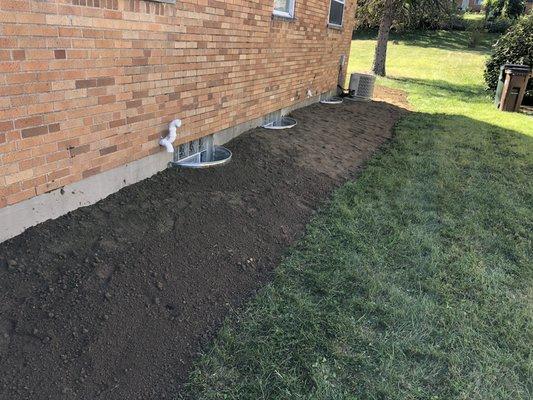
(0, 0, 357, 210)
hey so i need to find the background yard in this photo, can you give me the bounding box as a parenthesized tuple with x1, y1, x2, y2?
(183, 30, 533, 399)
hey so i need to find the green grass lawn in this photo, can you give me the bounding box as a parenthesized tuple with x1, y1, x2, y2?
(183, 31, 533, 399)
(463, 12, 485, 22)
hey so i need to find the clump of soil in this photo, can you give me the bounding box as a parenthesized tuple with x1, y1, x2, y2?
(374, 85, 412, 109)
(0, 98, 405, 400)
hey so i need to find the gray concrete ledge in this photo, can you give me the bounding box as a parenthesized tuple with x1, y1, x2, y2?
(0, 151, 173, 243)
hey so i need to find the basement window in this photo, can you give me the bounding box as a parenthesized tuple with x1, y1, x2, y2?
(328, 0, 345, 28)
(273, 0, 296, 19)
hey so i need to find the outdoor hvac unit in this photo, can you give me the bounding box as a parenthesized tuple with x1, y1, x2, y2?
(348, 72, 376, 101)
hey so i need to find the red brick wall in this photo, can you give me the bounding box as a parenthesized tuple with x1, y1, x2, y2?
(0, 0, 357, 208)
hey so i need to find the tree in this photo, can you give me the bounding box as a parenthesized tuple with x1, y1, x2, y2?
(502, 0, 526, 18)
(485, 0, 525, 21)
(372, 0, 397, 76)
(357, 0, 456, 76)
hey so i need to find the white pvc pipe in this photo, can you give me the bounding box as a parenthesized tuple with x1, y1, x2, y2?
(159, 118, 182, 153)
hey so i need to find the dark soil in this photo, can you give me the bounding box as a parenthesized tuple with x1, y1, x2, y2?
(0, 97, 405, 400)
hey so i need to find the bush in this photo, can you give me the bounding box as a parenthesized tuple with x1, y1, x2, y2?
(502, 0, 526, 18)
(441, 14, 468, 31)
(484, 14, 533, 92)
(485, 16, 514, 33)
(485, 0, 505, 20)
(485, 0, 525, 21)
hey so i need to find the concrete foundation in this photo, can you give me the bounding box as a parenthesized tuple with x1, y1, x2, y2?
(0, 90, 336, 243)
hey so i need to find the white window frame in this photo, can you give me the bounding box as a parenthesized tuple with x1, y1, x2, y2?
(273, 0, 296, 19)
(328, 0, 345, 28)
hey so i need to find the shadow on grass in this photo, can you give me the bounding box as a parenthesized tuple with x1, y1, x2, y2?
(388, 76, 487, 98)
(398, 31, 497, 53)
(353, 30, 498, 54)
(183, 107, 532, 400)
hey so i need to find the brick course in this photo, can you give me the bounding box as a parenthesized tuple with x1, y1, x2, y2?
(0, 0, 357, 207)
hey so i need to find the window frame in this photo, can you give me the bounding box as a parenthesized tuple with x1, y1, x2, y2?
(273, 0, 296, 19)
(328, 0, 345, 28)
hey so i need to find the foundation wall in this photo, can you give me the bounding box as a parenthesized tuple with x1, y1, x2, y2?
(0, 0, 357, 212)
(0, 88, 336, 243)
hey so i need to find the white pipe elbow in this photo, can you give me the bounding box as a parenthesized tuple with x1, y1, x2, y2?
(159, 118, 182, 153)
(159, 139, 175, 153)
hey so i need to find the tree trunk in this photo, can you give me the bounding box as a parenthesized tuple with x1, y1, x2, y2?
(372, 0, 395, 77)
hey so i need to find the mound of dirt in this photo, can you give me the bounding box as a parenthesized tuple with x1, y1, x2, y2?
(374, 85, 411, 109)
(0, 98, 405, 400)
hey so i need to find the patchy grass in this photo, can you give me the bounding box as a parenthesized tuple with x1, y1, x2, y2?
(347, 30, 529, 142)
(183, 30, 533, 399)
(463, 12, 485, 22)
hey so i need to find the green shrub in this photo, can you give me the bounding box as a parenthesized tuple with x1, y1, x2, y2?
(502, 0, 526, 18)
(484, 14, 533, 92)
(485, 0, 525, 21)
(485, 16, 514, 33)
(442, 14, 468, 31)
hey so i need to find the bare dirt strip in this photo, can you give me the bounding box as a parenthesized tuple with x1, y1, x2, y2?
(0, 91, 406, 400)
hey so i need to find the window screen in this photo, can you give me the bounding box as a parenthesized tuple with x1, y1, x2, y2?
(328, 0, 345, 27)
